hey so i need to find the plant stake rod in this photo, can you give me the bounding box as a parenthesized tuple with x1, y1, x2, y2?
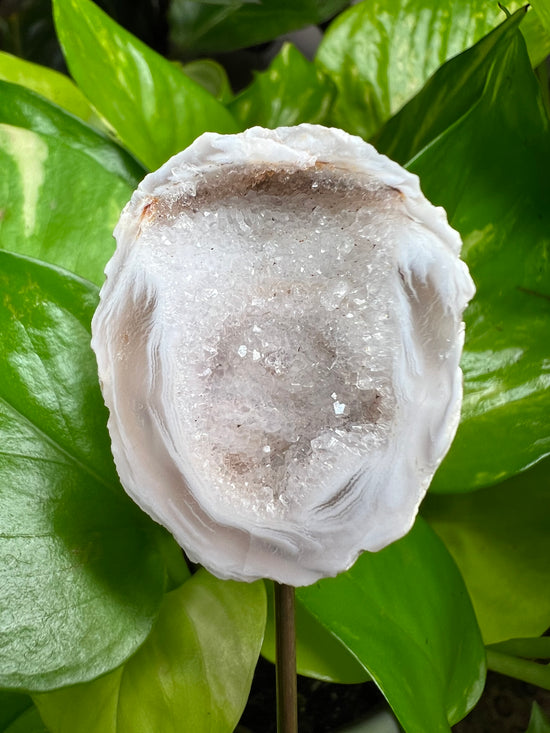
(275, 582, 298, 733)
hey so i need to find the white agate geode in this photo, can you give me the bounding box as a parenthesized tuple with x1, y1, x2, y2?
(91, 124, 475, 586)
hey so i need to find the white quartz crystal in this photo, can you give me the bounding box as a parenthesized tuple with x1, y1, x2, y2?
(91, 125, 475, 586)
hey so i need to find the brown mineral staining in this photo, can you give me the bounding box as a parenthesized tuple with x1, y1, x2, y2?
(140, 198, 158, 220)
(151, 165, 397, 224)
(137, 197, 160, 236)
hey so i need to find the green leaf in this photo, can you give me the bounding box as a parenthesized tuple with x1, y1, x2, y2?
(526, 702, 550, 733)
(297, 519, 485, 732)
(316, 0, 529, 140)
(531, 0, 550, 38)
(229, 43, 335, 129)
(397, 19, 550, 491)
(485, 636, 550, 690)
(423, 458, 550, 645)
(0, 693, 34, 730)
(0, 81, 144, 187)
(0, 51, 97, 125)
(169, 0, 349, 55)
(0, 83, 141, 286)
(0, 250, 165, 691)
(180, 59, 233, 103)
(262, 581, 370, 684)
(535, 54, 550, 121)
(34, 571, 266, 733)
(3, 708, 48, 733)
(521, 6, 550, 67)
(53, 0, 239, 170)
(156, 528, 191, 592)
(488, 637, 550, 660)
(486, 648, 550, 691)
(373, 10, 526, 166)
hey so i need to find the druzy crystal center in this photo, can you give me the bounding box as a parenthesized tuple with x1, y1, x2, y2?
(136, 168, 400, 519)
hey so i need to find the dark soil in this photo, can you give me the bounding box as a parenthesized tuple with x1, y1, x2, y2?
(453, 672, 550, 733)
(238, 656, 385, 733)
(239, 659, 550, 733)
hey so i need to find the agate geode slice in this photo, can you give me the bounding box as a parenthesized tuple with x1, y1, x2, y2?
(91, 124, 475, 586)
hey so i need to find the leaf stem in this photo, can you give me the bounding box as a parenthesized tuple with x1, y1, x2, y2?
(274, 583, 298, 733)
(486, 649, 550, 690)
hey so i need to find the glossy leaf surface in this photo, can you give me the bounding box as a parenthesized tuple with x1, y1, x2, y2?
(0, 51, 97, 124)
(169, 0, 349, 54)
(373, 11, 525, 165)
(262, 582, 369, 683)
(0, 81, 143, 186)
(53, 0, 239, 169)
(298, 519, 485, 732)
(316, 0, 528, 140)
(394, 18, 550, 491)
(0, 82, 141, 286)
(423, 459, 550, 645)
(229, 44, 335, 129)
(0, 251, 165, 690)
(35, 571, 266, 733)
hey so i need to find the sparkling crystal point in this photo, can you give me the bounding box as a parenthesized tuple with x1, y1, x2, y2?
(91, 125, 475, 586)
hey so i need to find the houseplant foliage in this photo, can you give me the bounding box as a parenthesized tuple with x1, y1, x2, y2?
(0, 0, 549, 731)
